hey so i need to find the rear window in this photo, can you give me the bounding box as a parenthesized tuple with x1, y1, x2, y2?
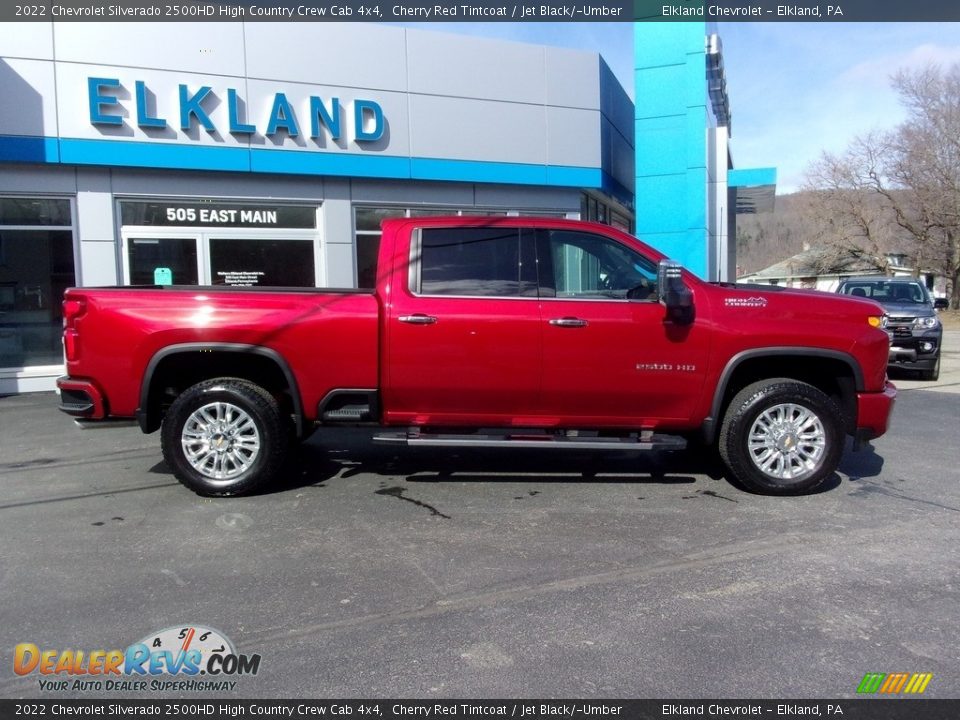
(417, 227, 537, 297)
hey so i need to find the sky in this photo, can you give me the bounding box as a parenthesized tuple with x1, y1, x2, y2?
(400, 21, 960, 195)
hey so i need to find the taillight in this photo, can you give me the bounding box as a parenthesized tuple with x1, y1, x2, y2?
(63, 298, 86, 328)
(62, 296, 85, 362)
(64, 329, 79, 361)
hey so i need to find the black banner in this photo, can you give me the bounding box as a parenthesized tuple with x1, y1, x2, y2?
(1, 700, 959, 720)
(120, 201, 317, 229)
(3, 1, 960, 23)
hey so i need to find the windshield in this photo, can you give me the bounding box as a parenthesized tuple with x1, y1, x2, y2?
(840, 281, 929, 304)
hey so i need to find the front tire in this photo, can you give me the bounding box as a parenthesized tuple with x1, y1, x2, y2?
(919, 354, 940, 382)
(161, 378, 288, 496)
(718, 379, 844, 495)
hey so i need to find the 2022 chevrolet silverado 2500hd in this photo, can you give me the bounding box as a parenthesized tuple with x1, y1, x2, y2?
(56, 217, 897, 496)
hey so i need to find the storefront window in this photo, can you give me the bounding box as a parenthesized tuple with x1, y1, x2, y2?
(0, 198, 75, 369)
(120, 200, 320, 288)
(210, 238, 314, 287)
(353, 206, 510, 289)
(610, 212, 632, 233)
(355, 207, 405, 289)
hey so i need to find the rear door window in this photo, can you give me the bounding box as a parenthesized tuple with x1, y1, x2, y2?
(416, 227, 537, 297)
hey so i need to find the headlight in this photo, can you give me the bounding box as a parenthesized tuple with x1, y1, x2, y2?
(914, 316, 940, 329)
(868, 315, 887, 328)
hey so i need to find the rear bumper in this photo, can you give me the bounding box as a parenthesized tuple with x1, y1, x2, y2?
(856, 381, 897, 441)
(56, 376, 106, 419)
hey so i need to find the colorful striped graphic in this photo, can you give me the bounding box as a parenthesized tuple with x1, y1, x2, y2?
(857, 672, 933, 694)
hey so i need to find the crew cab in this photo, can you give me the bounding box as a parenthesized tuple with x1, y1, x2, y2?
(57, 217, 896, 496)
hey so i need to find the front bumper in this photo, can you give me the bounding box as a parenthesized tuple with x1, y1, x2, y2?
(856, 381, 897, 441)
(887, 327, 941, 369)
(888, 345, 939, 369)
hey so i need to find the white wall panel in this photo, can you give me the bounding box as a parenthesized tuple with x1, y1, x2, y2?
(0, 59, 58, 137)
(409, 95, 545, 165)
(53, 23, 244, 76)
(407, 29, 545, 105)
(546, 107, 601, 169)
(545, 47, 599, 110)
(78, 239, 118, 285)
(0, 22, 53, 60)
(244, 23, 408, 92)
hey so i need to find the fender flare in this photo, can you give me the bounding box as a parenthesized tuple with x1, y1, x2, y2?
(702, 347, 864, 444)
(137, 343, 304, 435)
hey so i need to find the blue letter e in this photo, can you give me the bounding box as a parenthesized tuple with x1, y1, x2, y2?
(88, 77, 123, 126)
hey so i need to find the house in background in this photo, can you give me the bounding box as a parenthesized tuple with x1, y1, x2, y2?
(736, 246, 946, 295)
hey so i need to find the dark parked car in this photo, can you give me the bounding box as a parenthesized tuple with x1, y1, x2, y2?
(838, 276, 942, 381)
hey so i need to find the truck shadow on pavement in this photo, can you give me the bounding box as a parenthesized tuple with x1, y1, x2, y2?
(243, 429, 856, 497)
(140, 430, 882, 499)
(837, 440, 885, 482)
(145, 431, 876, 498)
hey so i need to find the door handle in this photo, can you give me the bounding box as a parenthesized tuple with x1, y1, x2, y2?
(398, 314, 438, 325)
(549, 317, 589, 328)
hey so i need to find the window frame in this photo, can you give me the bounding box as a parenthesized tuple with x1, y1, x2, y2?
(536, 229, 659, 303)
(408, 226, 539, 300)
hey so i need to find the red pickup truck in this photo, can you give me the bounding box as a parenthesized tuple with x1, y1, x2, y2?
(57, 217, 896, 497)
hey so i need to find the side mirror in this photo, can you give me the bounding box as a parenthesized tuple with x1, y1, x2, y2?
(658, 260, 695, 325)
(934, 297, 948, 311)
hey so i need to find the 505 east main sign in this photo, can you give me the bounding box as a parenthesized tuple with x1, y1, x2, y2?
(87, 77, 386, 144)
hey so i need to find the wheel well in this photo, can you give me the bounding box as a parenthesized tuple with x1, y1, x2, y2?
(141, 350, 299, 434)
(715, 355, 858, 437)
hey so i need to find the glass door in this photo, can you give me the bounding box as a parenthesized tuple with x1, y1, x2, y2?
(122, 233, 201, 286)
(122, 229, 323, 287)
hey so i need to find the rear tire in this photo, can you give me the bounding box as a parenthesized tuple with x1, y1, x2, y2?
(718, 379, 843, 495)
(161, 378, 288, 496)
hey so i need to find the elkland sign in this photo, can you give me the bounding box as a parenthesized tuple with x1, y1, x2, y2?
(87, 77, 386, 145)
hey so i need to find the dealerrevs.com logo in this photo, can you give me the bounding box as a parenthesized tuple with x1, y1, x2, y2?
(13, 625, 260, 692)
(857, 672, 933, 695)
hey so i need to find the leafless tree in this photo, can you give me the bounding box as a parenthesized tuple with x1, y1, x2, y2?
(802, 133, 904, 275)
(802, 63, 960, 308)
(884, 65, 960, 308)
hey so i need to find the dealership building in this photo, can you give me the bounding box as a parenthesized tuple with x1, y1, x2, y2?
(0, 21, 769, 394)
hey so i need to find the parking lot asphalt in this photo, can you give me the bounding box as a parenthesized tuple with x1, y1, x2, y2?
(0, 382, 958, 700)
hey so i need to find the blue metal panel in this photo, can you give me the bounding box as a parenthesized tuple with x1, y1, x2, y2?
(635, 117, 687, 177)
(0, 135, 60, 162)
(6, 135, 604, 190)
(634, 64, 687, 120)
(685, 166, 707, 234)
(729, 167, 777, 187)
(59, 138, 250, 172)
(634, 22, 710, 279)
(633, 174, 687, 233)
(411, 158, 546, 185)
(634, 24, 704, 69)
(547, 165, 603, 188)
(251, 149, 409, 179)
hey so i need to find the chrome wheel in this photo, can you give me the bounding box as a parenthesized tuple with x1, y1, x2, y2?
(180, 401, 261, 484)
(747, 403, 826, 482)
